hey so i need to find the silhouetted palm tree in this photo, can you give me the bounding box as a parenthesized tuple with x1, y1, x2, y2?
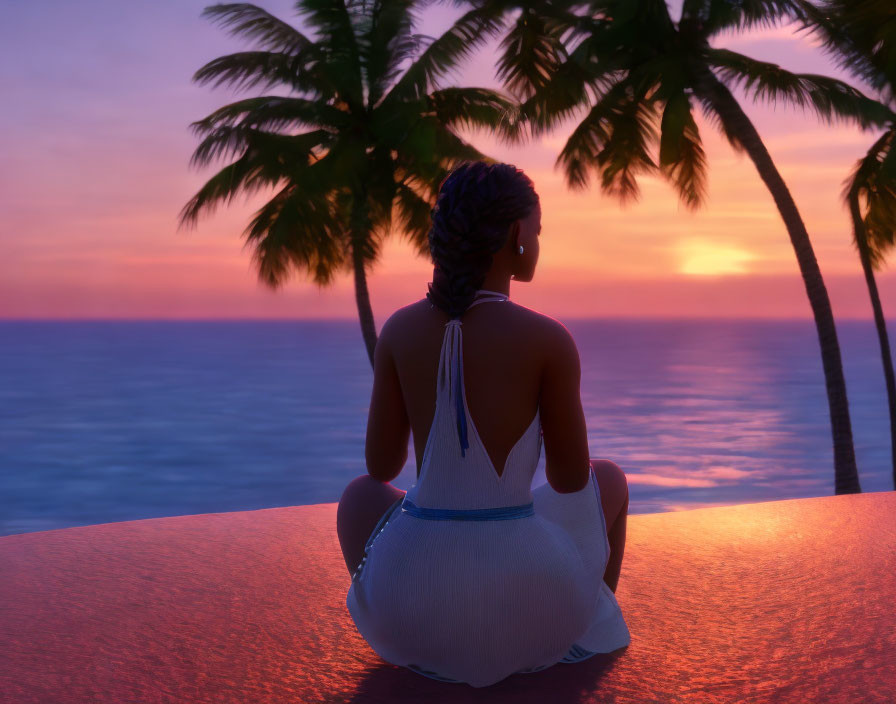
(479, 0, 893, 494)
(796, 0, 896, 489)
(178, 0, 516, 367)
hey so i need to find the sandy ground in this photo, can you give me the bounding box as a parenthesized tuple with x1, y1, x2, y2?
(1, 492, 894, 703)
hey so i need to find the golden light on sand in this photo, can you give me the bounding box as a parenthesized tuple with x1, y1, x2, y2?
(2, 493, 894, 702)
(677, 238, 758, 276)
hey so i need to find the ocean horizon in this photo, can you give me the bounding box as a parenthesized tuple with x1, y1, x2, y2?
(0, 316, 892, 537)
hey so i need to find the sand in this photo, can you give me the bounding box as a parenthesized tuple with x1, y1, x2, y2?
(1, 492, 894, 703)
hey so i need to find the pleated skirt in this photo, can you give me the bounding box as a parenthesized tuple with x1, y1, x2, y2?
(345, 469, 631, 688)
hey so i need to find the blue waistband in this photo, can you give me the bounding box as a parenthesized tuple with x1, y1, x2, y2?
(400, 497, 535, 521)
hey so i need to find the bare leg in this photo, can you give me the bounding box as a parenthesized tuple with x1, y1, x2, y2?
(590, 459, 629, 593)
(336, 474, 407, 576)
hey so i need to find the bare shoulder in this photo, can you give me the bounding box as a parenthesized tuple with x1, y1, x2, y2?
(527, 309, 573, 341)
(392, 299, 429, 322)
(484, 303, 579, 371)
(518, 308, 578, 362)
(376, 300, 429, 349)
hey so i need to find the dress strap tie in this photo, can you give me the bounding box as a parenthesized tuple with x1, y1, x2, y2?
(436, 290, 509, 459)
(443, 318, 469, 457)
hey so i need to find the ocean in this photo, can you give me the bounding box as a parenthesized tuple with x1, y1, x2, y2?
(0, 318, 891, 537)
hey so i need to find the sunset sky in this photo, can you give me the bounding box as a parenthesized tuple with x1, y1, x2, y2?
(2, 0, 894, 323)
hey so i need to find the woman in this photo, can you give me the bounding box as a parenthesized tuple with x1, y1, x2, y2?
(336, 161, 631, 688)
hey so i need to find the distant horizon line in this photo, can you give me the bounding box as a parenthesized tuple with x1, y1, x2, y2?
(0, 316, 890, 323)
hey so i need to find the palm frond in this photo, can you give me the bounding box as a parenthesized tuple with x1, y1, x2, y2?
(658, 89, 708, 210)
(393, 180, 436, 257)
(792, 0, 896, 98)
(242, 183, 345, 288)
(179, 128, 331, 229)
(843, 128, 896, 268)
(594, 90, 661, 204)
(557, 79, 659, 200)
(200, 3, 313, 52)
(587, 0, 681, 38)
(496, 7, 571, 100)
(517, 18, 630, 137)
(295, 0, 364, 107)
(393, 158, 448, 204)
(365, 145, 399, 235)
(431, 123, 493, 167)
(191, 50, 326, 95)
(178, 151, 276, 230)
(556, 87, 618, 191)
(360, 0, 421, 106)
(681, 0, 800, 38)
(519, 67, 592, 138)
(427, 87, 524, 144)
(187, 123, 330, 169)
(392, 115, 491, 176)
(292, 134, 370, 196)
(189, 96, 347, 135)
(707, 47, 895, 129)
(381, 3, 507, 105)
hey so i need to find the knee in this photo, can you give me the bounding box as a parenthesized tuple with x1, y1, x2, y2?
(338, 474, 403, 515)
(340, 474, 380, 503)
(338, 474, 371, 514)
(342, 473, 381, 492)
(590, 459, 629, 501)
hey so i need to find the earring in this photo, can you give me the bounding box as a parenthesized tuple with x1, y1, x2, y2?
(518, 245, 524, 254)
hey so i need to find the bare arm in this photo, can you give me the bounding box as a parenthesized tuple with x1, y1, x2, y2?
(539, 320, 591, 493)
(364, 316, 411, 482)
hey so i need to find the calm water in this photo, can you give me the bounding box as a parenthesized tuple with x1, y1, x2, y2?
(0, 318, 892, 537)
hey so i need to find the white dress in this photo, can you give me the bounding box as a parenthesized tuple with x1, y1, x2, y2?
(346, 289, 630, 688)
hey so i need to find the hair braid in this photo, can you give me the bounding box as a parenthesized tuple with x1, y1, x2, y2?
(426, 161, 539, 319)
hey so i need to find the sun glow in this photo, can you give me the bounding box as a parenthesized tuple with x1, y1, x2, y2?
(677, 238, 758, 276)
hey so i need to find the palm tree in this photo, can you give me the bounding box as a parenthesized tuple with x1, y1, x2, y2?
(478, 0, 894, 493)
(795, 0, 896, 489)
(178, 0, 517, 367)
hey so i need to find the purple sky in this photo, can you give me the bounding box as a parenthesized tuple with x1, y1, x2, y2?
(1, 0, 893, 320)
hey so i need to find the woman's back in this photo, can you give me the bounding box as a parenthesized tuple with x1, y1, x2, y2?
(389, 294, 546, 482)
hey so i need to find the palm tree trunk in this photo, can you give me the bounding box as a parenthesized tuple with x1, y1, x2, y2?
(350, 190, 378, 369)
(353, 246, 378, 369)
(694, 67, 861, 494)
(849, 190, 896, 490)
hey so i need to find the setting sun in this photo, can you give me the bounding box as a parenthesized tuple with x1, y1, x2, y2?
(677, 238, 758, 276)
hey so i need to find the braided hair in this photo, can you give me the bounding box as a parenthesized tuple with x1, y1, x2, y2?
(426, 161, 539, 319)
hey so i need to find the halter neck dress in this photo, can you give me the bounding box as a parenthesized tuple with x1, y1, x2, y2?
(345, 289, 630, 687)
